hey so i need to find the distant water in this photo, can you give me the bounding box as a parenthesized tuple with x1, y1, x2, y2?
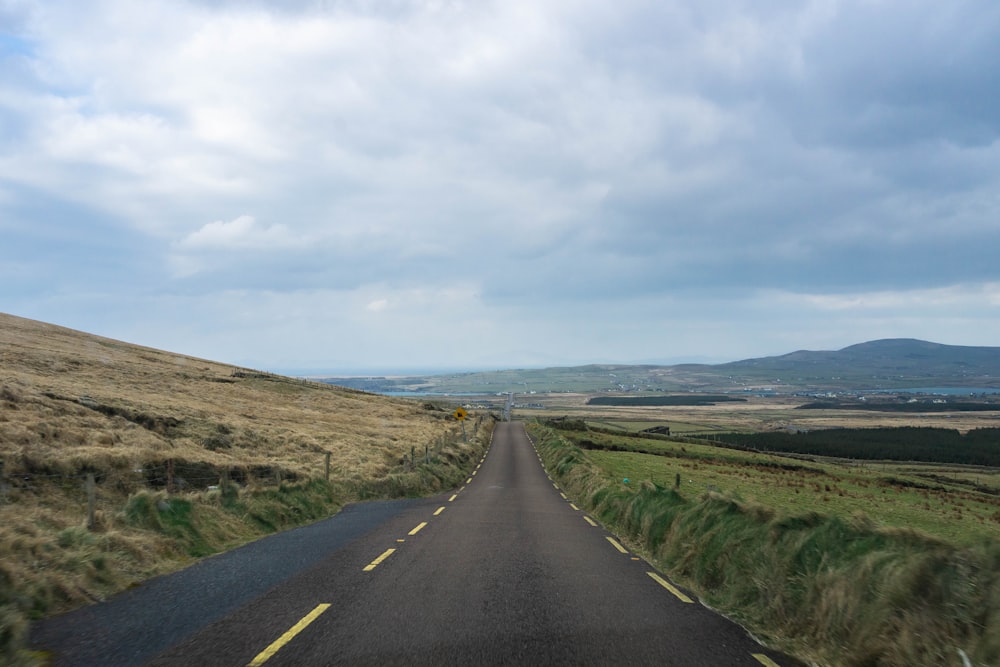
(380, 391, 493, 397)
(869, 387, 1000, 395)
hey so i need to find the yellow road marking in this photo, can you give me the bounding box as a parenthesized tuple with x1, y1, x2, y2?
(434, 506, 445, 516)
(552, 483, 559, 489)
(472, 470, 477, 475)
(247, 603, 331, 666)
(363, 548, 396, 572)
(647, 572, 694, 604)
(409, 522, 428, 536)
(752, 654, 781, 667)
(606, 537, 628, 554)
(559, 492, 567, 500)
(570, 503, 579, 511)
(466, 477, 473, 484)
(396, 539, 405, 543)
(584, 516, 597, 527)
(449, 494, 458, 502)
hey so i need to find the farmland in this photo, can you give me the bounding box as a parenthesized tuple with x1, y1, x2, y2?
(558, 426, 1000, 546)
(519, 390, 1000, 547)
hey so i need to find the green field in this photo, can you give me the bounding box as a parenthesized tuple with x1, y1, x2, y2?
(530, 421, 1000, 666)
(559, 428, 1000, 546)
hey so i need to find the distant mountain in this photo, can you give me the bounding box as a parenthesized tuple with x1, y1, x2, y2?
(727, 339, 997, 367)
(321, 339, 1000, 394)
(716, 339, 1000, 390)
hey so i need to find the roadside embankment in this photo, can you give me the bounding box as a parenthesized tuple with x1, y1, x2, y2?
(1, 313, 498, 665)
(528, 423, 1000, 667)
(2, 418, 492, 667)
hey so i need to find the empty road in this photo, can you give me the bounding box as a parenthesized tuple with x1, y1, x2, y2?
(34, 422, 795, 666)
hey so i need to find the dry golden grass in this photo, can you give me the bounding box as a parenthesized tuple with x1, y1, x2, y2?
(0, 313, 464, 483)
(0, 312, 485, 662)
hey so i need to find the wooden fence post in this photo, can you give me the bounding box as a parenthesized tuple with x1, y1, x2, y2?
(86, 473, 96, 530)
(325, 452, 331, 482)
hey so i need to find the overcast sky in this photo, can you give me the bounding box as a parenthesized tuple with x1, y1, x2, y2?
(2, 0, 999, 373)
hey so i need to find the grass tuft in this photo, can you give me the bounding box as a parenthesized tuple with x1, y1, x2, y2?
(0, 312, 495, 663)
(530, 422, 1000, 667)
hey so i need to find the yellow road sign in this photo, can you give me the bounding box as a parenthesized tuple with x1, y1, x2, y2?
(453, 407, 468, 421)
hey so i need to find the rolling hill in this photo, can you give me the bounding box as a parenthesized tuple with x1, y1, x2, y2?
(322, 339, 1000, 394)
(0, 312, 487, 662)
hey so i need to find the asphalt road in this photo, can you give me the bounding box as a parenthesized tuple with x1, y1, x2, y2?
(33, 422, 796, 666)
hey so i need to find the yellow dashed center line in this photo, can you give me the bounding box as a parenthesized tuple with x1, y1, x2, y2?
(559, 492, 567, 500)
(449, 494, 459, 502)
(409, 522, 428, 536)
(363, 548, 396, 572)
(466, 477, 473, 484)
(752, 654, 782, 667)
(606, 537, 628, 554)
(583, 516, 598, 527)
(434, 506, 446, 516)
(247, 603, 331, 666)
(570, 503, 579, 511)
(647, 572, 694, 604)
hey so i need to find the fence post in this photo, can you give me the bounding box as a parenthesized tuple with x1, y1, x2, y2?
(325, 452, 331, 482)
(0, 459, 6, 502)
(425, 444, 429, 465)
(86, 473, 96, 530)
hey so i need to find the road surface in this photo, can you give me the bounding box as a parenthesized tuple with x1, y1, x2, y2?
(33, 422, 796, 666)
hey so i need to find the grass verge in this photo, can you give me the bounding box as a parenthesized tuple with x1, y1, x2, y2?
(528, 422, 1000, 667)
(1, 423, 492, 666)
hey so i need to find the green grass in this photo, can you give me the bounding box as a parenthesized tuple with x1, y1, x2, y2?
(564, 429, 1000, 546)
(529, 422, 1000, 667)
(586, 450, 1000, 546)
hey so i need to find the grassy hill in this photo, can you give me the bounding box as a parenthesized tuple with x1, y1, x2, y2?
(0, 313, 490, 663)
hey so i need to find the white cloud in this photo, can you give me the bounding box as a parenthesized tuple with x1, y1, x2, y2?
(2, 0, 999, 370)
(177, 215, 300, 250)
(771, 284, 1000, 314)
